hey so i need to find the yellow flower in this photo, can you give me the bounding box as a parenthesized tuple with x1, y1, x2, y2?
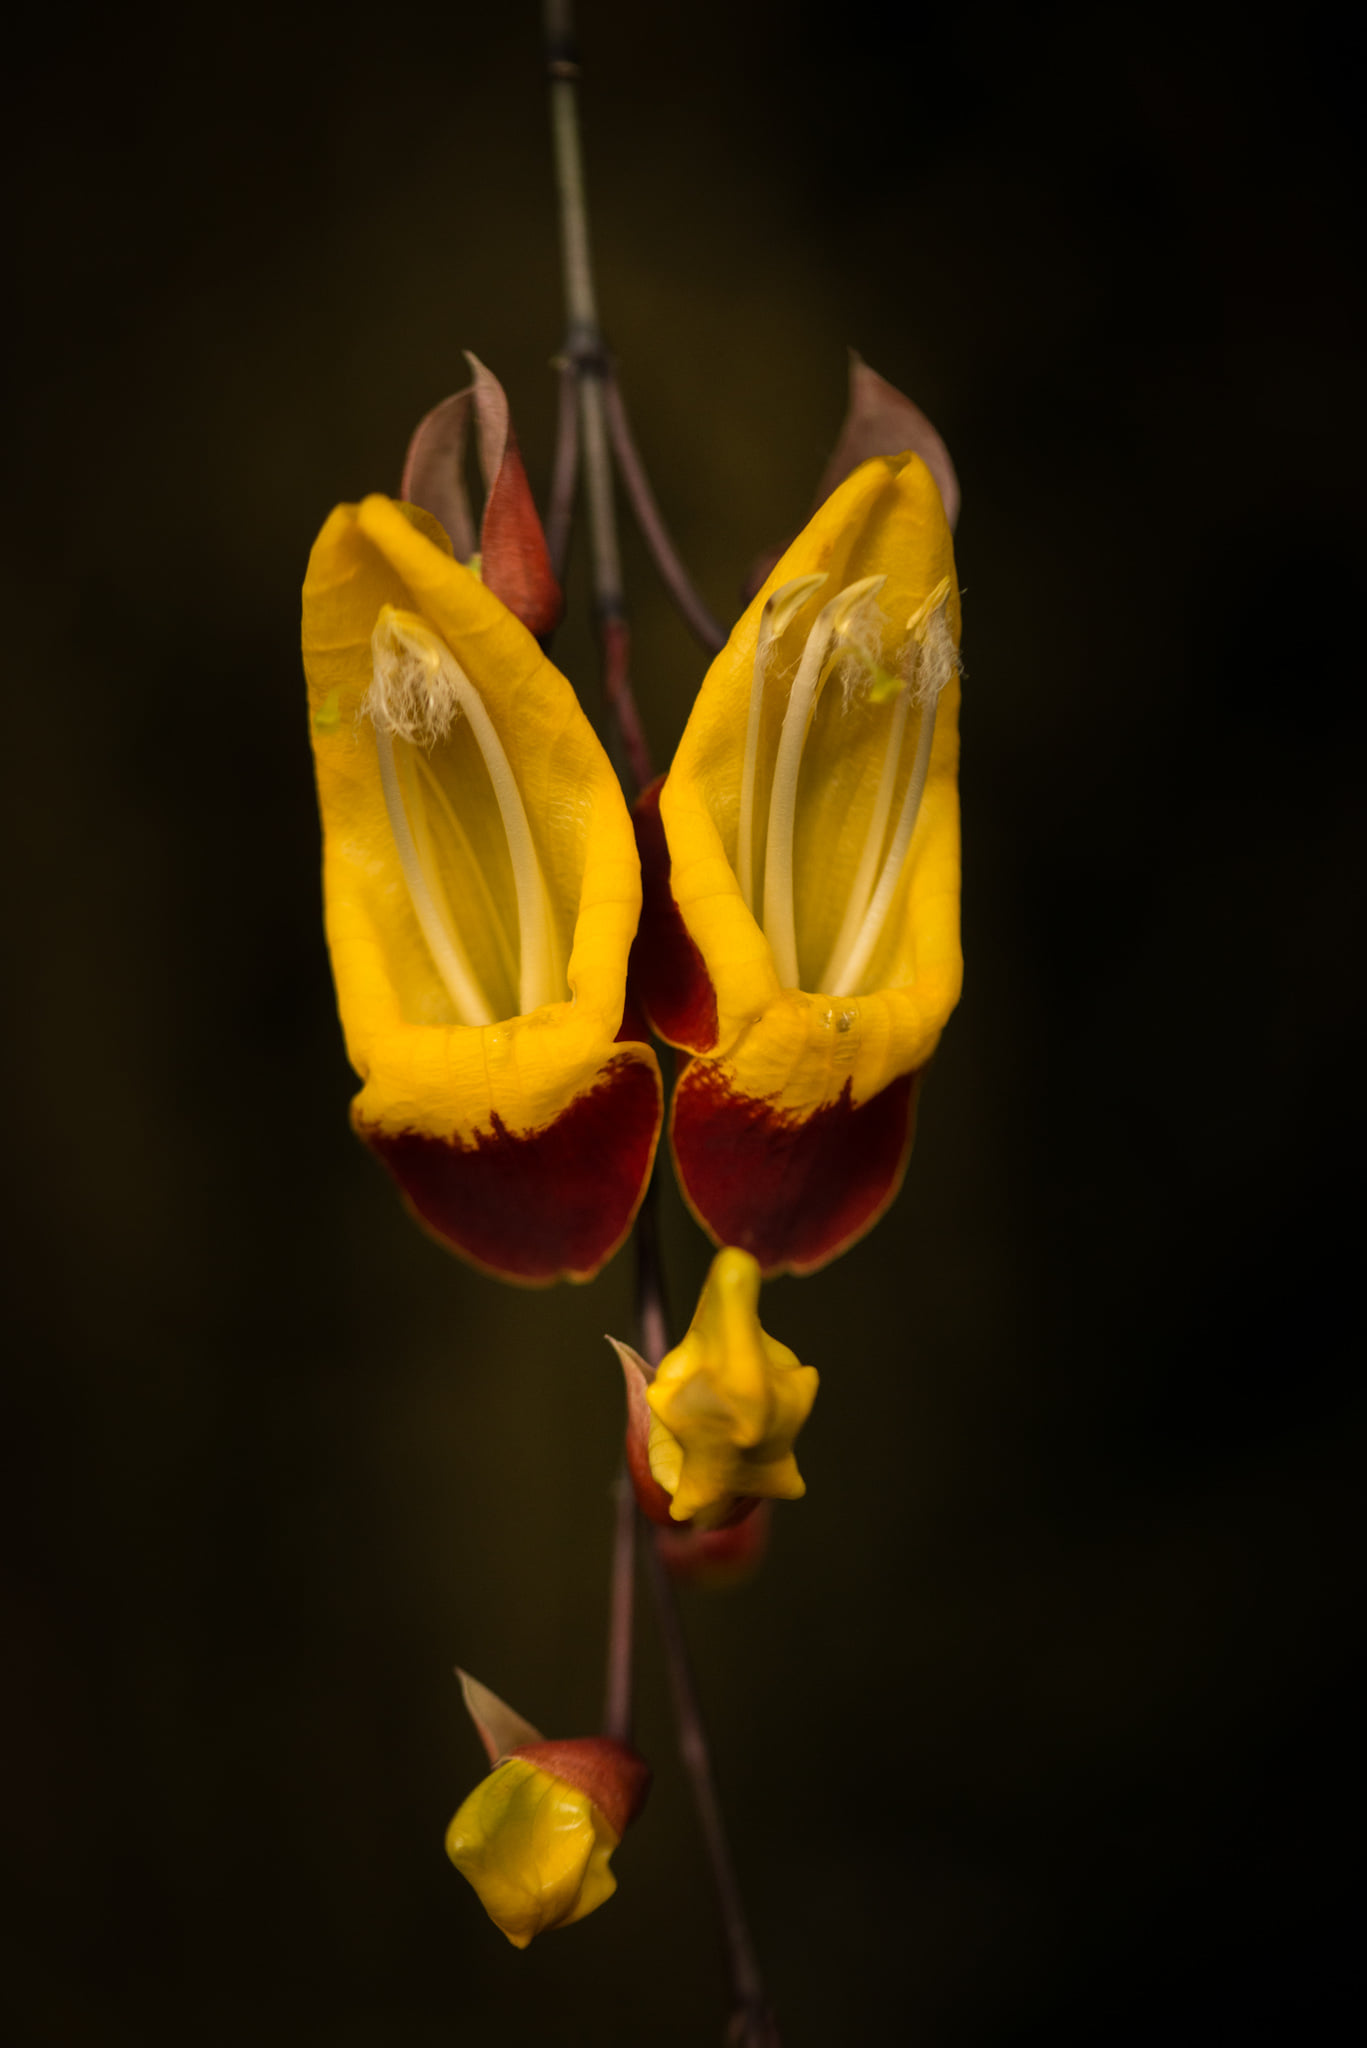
(301, 495, 661, 1283)
(634, 452, 961, 1275)
(445, 1678, 650, 1951)
(446, 1754, 623, 1949)
(645, 1247, 818, 1526)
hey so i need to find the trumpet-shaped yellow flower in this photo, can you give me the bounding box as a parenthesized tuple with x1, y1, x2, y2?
(634, 452, 961, 1274)
(446, 1755, 622, 1948)
(301, 495, 661, 1283)
(646, 1248, 818, 1526)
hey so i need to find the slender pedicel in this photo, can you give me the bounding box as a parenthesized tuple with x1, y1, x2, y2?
(737, 573, 827, 916)
(368, 607, 559, 1019)
(762, 575, 886, 989)
(824, 583, 957, 996)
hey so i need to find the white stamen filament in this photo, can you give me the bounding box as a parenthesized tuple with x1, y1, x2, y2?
(372, 720, 496, 1026)
(762, 575, 886, 989)
(815, 682, 912, 994)
(737, 573, 828, 913)
(821, 591, 957, 996)
(368, 608, 558, 1023)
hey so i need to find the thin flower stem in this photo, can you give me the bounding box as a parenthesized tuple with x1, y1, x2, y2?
(633, 1176, 671, 1374)
(544, 15, 776, 2037)
(545, 352, 579, 588)
(544, 0, 653, 798)
(603, 371, 727, 655)
(602, 1162, 667, 1745)
(601, 1457, 637, 1745)
(603, 612, 655, 803)
(635, 1177, 778, 2044)
(548, 0, 650, 1748)
(647, 1534, 779, 2047)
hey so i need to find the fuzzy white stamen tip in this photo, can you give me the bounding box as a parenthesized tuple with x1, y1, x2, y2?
(367, 606, 462, 748)
(906, 580, 958, 707)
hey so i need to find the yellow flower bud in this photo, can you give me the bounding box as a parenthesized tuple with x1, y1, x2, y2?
(445, 1725, 649, 1950)
(646, 1247, 818, 1526)
(446, 1757, 619, 1948)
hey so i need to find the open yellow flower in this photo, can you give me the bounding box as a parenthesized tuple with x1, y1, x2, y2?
(302, 495, 661, 1282)
(633, 452, 961, 1274)
(645, 1247, 818, 1526)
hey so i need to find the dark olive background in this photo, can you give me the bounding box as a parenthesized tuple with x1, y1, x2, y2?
(3, 3, 1362, 2043)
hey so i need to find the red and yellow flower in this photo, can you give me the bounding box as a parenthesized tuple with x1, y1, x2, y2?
(301, 495, 661, 1283)
(633, 451, 962, 1275)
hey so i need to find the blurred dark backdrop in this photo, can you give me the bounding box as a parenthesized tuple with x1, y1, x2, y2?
(3, 3, 1362, 2042)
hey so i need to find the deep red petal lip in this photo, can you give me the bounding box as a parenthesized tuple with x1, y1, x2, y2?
(360, 1051, 662, 1285)
(670, 1060, 921, 1277)
(629, 778, 719, 1053)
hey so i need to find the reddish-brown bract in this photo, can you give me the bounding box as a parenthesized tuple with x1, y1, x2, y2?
(400, 355, 563, 636)
(656, 1503, 772, 1587)
(510, 1737, 652, 1840)
(362, 1053, 661, 1285)
(629, 779, 718, 1052)
(478, 435, 563, 638)
(619, 1357, 678, 1526)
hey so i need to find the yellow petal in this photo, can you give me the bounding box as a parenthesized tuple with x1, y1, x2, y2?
(646, 1248, 817, 1524)
(445, 1758, 620, 1949)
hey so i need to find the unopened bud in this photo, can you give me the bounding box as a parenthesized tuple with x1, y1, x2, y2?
(446, 1674, 650, 1949)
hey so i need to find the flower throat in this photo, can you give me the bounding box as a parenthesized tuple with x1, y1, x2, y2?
(366, 606, 560, 1025)
(735, 573, 957, 997)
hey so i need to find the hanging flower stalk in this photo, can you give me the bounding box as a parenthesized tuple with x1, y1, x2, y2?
(298, 2, 964, 2039)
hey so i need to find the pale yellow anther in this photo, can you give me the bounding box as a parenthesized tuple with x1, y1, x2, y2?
(826, 571, 887, 637)
(905, 574, 951, 636)
(763, 571, 829, 638)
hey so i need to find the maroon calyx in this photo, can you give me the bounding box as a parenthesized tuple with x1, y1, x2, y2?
(401, 352, 563, 637)
(657, 1503, 772, 1587)
(629, 778, 719, 1053)
(615, 1342, 678, 1527)
(511, 1737, 652, 1839)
